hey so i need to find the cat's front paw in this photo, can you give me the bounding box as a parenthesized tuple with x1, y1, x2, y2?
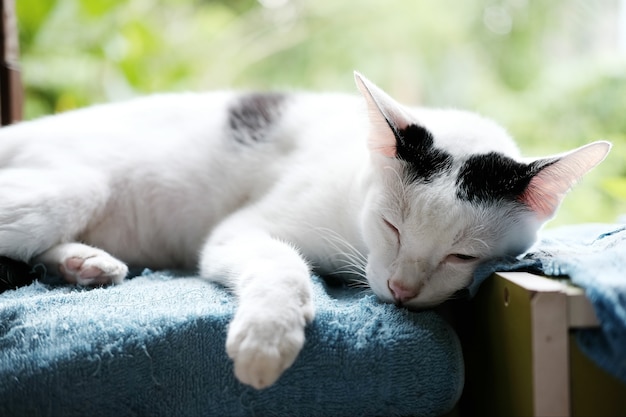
(226, 305, 309, 389)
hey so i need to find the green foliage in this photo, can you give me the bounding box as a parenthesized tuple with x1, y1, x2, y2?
(15, 0, 626, 224)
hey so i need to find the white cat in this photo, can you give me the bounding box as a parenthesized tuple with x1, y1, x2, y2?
(0, 72, 609, 389)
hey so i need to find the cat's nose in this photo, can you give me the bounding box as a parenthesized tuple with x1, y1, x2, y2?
(387, 279, 419, 304)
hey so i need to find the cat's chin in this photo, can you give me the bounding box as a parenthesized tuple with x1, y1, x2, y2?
(400, 298, 448, 311)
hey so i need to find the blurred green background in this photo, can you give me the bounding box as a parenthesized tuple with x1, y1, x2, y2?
(15, 0, 626, 226)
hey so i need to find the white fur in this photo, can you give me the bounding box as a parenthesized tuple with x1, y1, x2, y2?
(0, 74, 609, 388)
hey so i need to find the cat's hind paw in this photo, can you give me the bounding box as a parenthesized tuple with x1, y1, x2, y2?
(36, 243, 128, 286)
(59, 254, 128, 286)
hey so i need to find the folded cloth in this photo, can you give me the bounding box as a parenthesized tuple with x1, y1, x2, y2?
(0, 271, 464, 417)
(470, 223, 626, 385)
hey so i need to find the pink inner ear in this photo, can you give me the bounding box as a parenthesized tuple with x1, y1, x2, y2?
(367, 120, 398, 158)
(354, 72, 411, 159)
(371, 144, 397, 158)
(519, 173, 564, 220)
(519, 141, 611, 221)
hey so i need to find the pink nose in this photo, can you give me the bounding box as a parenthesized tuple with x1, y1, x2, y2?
(387, 280, 418, 303)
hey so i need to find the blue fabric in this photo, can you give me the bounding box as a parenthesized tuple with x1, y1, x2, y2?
(470, 223, 626, 385)
(0, 271, 464, 417)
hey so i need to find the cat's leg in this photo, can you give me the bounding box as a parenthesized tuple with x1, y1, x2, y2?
(34, 242, 128, 285)
(0, 167, 110, 263)
(199, 215, 315, 389)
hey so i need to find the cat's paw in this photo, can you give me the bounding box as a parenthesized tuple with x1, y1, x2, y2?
(37, 243, 128, 286)
(226, 305, 309, 389)
(59, 254, 128, 286)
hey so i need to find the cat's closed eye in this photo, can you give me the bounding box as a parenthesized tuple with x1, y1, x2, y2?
(382, 218, 400, 237)
(382, 218, 401, 246)
(446, 253, 478, 263)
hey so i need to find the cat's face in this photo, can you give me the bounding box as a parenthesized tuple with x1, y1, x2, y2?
(361, 157, 541, 308)
(354, 72, 610, 309)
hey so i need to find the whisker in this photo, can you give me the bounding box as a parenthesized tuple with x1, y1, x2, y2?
(346, 279, 370, 288)
(302, 223, 368, 270)
(316, 226, 367, 262)
(329, 266, 367, 280)
(332, 256, 367, 273)
(351, 286, 374, 297)
(301, 222, 371, 290)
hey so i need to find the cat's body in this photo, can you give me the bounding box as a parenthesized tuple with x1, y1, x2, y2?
(1, 91, 378, 270)
(0, 73, 610, 389)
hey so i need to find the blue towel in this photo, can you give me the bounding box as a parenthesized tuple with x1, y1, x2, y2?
(0, 271, 464, 417)
(470, 223, 626, 385)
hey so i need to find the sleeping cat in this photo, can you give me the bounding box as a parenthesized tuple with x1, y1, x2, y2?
(0, 72, 609, 389)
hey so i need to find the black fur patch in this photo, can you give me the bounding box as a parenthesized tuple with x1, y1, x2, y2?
(228, 93, 286, 144)
(0, 257, 43, 294)
(395, 124, 453, 182)
(455, 152, 552, 204)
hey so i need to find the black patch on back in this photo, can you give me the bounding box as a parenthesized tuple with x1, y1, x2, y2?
(228, 92, 286, 144)
(395, 124, 453, 182)
(456, 152, 553, 204)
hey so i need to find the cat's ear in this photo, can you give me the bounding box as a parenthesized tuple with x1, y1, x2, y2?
(520, 141, 611, 220)
(354, 71, 412, 158)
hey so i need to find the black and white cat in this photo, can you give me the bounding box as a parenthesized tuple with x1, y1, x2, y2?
(0, 72, 609, 388)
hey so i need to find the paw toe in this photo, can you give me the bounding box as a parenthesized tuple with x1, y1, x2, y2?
(65, 257, 85, 271)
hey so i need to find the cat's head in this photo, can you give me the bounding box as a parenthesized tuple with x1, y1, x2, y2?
(354, 72, 611, 309)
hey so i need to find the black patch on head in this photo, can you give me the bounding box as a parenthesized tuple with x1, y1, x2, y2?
(228, 92, 286, 144)
(394, 124, 453, 182)
(456, 152, 553, 204)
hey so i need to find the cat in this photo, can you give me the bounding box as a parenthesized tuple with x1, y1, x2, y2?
(0, 72, 610, 389)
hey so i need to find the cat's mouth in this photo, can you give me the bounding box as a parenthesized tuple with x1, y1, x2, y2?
(394, 299, 440, 311)
(389, 287, 470, 310)
(452, 288, 470, 299)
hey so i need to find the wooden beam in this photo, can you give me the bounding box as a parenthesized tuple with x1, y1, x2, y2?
(0, 0, 22, 125)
